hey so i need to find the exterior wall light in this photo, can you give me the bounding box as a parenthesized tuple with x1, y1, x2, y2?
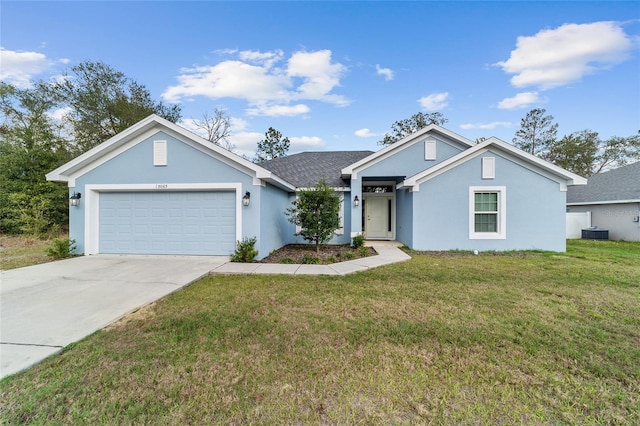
(353, 195, 360, 207)
(69, 192, 82, 207)
(242, 191, 251, 206)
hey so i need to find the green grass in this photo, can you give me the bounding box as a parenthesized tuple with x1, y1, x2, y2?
(0, 234, 58, 270)
(1, 240, 639, 424)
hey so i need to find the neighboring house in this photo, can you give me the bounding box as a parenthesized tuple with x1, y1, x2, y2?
(567, 162, 640, 241)
(47, 114, 586, 258)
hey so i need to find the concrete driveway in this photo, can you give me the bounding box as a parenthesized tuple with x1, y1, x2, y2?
(0, 254, 228, 379)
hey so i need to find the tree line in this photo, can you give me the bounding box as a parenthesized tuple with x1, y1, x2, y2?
(376, 110, 639, 177)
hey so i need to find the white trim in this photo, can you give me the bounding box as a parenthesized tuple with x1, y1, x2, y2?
(567, 199, 640, 206)
(402, 138, 587, 191)
(46, 114, 295, 191)
(341, 125, 475, 178)
(336, 193, 345, 235)
(65, 128, 160, 186)
(469, 186, 506, 240)
(153, 140, 167, 166)
(83, 183, 242, 255)
(482, 157, 495, 179)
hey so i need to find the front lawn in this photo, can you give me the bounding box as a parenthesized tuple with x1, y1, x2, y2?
(1, 240, 638, 424)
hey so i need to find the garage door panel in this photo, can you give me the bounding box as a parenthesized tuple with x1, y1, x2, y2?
(99, 191, 236, 255)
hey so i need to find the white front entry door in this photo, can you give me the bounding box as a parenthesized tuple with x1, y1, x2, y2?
(365, 196, 393, 239)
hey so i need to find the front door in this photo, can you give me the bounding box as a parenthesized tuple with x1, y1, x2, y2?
(364, 195, 393, 239)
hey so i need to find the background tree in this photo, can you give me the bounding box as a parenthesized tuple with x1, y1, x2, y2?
(254, 127, 290, 162)
(545, 130, 640, 176)
(54, 61, 181, 154)
(191, 108, 234, 151)
(593, 132, 640, 175)
(544, 130, 599, 177)
(512, 108, 558, 156)
(379, 111, 447, 145)
(285, 179, 341, 254)
(0, 82, 71, 235)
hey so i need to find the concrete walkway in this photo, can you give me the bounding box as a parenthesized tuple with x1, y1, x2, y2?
(212, 241, 411, 275)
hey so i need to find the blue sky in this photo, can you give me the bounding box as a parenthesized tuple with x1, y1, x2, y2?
(2, 1, 639, 157)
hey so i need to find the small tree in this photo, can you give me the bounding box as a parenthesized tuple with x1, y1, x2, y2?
(379, 111, 448, 145)
(285, 179, 341, 254)
(254, 127, 290, 162)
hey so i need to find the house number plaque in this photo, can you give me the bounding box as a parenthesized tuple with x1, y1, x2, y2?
(155, 184, 168, 189)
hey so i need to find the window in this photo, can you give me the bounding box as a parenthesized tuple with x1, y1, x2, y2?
(363, 185, 393, 193)
(469, 186, 506, 239)
(154, 140, 167, 166)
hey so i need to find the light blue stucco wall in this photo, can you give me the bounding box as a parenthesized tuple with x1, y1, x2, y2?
(395, 188, 413, 247)
(411, 151, 567, 252)
(349, 135, 466, 236)
(358, 136, 466, 179)
(258, 182, 293, 258)
(69, 131, 273, 255)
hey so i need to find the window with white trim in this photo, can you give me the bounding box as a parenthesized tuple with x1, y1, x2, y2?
(336, 193, 345, 235)
(469, 186, 506, 239)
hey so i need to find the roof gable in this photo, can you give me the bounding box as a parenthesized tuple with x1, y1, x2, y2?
(567, 161, 640, 204)
(341, 125, 475, 178)
(46, 114, 294, 190)
(401, 137, 587, 191)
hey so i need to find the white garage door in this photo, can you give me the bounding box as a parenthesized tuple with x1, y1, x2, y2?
(99, 191, 236, 255)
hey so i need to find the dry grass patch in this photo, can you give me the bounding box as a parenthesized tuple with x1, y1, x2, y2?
(0, 234, 58, 270)
(1, 240, 639, 424)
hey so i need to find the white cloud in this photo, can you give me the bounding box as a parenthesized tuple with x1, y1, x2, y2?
(460, 121, 514, 130)
(163, 49, 349, 116)
(496, 21, 636, 90)
(228, 131, 263, 158)
(418, 92, 449, 111)
(246, 103, 310, 117)
(238, 49, 284, 68)
(354, 128, 377, 138)
(287, 50, 348, 105)
(0, 48, 52, 88)
(375, 64, 394, 81)
(162, 60, 290, 103)
(289, 136, 324, 151)
(497, 92, 540, 109)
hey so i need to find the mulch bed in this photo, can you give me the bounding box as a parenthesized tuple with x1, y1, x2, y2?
(258, 244, 377, 265)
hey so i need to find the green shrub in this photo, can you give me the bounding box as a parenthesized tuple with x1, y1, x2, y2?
(340, 251, 355, 260)
(358, 246, 369, 257)
(352, 233, 366, 249)
(46, 238, 76, 259)
(278, 257, 297, 264)
(231, 237, 258, 262)
(327, 256, 338, 264)
(301, 253, 320, 264)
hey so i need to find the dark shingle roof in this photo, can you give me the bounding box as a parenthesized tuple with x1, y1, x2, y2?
(259, 151, 374, 188)
(567, 161, 640, 203)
